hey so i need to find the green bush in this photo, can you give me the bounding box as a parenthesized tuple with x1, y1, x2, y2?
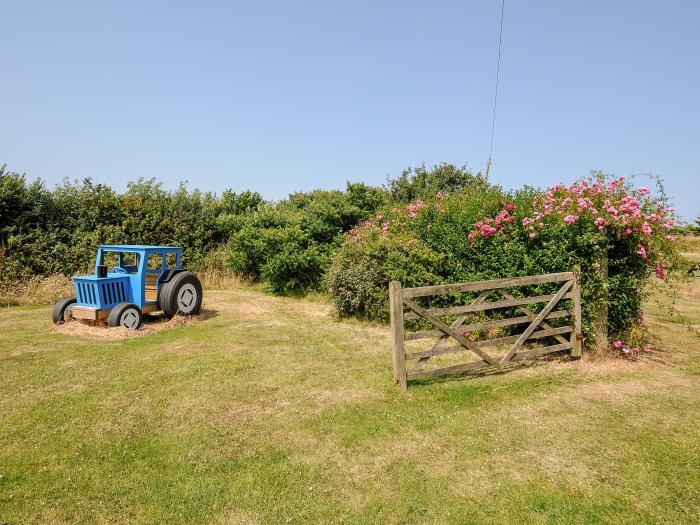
(0, 166, 263, 279)
(227, 184, 386, 293)
(384, 163, 486, 203)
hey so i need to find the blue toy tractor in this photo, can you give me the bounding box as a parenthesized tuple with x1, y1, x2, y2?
(52, 245, 203, 330)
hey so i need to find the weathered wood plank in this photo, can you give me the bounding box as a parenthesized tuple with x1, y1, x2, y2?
(142, 304, 157, 314)
(499, 280, 573, 366)
(402, 272, 574, 298)
(411, 290, 491, 372)
(389, 281, 407, 390)
(403, 292, 573, 321)
(402, 298, 499, 366)
(497, 288, 569, 345)
(406, 359, 490, 380)
(70, 306, 109, 321)
(571, 265, 582, 357)
(405, 325, 573, 360)
(510, 341, 573, 361)
(404, 310, 571, 340)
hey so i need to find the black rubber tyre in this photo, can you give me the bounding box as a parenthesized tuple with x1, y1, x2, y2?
(159, 271, 203, 319)
(52, 297, 77, 324)
(107, 302, 143, 330)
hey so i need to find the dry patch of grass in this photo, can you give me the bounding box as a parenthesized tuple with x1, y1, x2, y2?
(677, 234, 700, 253)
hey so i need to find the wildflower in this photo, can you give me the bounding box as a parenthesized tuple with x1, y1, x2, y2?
(564, 214, 578, 225)
(487, 328, 496, 338)
(638, 186, 651, 196)
(613, 340, 623, 349)
(529, 232, 536, 239)
(641, 221, 652, 236)
(506, 202, 515, 211)
(436, 191, 444, 199)
(666, 234, 676, 241)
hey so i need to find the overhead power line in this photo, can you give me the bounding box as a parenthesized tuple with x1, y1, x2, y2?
(485, 0, 505, 183)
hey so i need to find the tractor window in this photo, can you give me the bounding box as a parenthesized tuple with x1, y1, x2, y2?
(148, 253, 164, 271)
(166, 252, 178, 269)
(102, 252, 139, 274)
(101, 251, 119, 270)
(121, 253, 139, 273)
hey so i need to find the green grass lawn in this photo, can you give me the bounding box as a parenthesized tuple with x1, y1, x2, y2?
(1, 281, 699, 524)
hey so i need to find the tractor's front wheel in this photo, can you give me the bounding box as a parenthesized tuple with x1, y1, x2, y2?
(160, 271, 203, 319)
(52, 297, 77, 324)
(108, 302, 143, 330)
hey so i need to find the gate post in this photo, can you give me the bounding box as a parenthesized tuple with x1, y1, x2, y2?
(571, 266, 582, 357)
(594, 251, 609, 347)
(389, 281, 407, 390)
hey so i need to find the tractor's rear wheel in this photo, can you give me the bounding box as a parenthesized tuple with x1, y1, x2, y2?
(160, 271, 203, 319)
(52, 297, 77, 324)
(108, 302, 143, 330)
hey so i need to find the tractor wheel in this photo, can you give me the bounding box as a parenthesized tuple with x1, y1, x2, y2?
(52, 297, 77, 324)
(108, 302, 143, 330)
(160, 271, 203, 319)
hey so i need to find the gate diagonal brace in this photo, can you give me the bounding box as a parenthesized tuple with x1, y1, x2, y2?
(499, 280, 573, 367)
(403, 298, 499, 367)
(411, 290, 491, 372)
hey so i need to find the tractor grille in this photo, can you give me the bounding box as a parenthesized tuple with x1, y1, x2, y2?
(74, 278, 128, 309)
(76, 281, 98, 306)
(100, 280, 127, 307)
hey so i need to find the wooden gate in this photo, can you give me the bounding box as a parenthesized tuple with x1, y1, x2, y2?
(389, 269, 582, 390)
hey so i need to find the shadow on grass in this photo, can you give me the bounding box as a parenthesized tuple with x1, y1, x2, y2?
(143, 307, 219, 325)
(407, 351, 578, 389)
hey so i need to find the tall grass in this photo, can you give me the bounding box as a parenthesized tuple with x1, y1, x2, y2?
(0, 274, 74, 307)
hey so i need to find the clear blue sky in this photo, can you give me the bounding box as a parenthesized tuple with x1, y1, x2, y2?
(2, 1, 698, 220)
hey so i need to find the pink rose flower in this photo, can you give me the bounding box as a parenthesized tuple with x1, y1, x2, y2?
(654, 264, 666, 280)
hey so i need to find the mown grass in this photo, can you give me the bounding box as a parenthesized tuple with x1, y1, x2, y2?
(1, 277, 699, 524)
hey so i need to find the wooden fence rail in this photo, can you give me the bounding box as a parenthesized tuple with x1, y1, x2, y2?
(389, 268, 582, 390)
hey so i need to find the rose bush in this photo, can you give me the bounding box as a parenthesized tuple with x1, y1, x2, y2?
(327, 173, 681, 350)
